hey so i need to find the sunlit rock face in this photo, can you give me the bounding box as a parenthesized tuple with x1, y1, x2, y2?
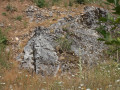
(19, 6, 108, 76)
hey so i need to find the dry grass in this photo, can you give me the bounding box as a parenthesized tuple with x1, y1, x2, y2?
(0, 60, 120, 90)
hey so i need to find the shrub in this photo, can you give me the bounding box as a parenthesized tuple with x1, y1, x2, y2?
(35, 0, 46, 8)
(69, 0, 73, 7)
(76, 0, 85, 4)
(96, 0, 120, 62)
(2, 12, 7, 16)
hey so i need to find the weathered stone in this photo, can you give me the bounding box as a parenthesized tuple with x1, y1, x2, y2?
(19, 6, 108, 76)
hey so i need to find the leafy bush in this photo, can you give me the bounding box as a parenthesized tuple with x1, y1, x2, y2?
(96, 0, 120, 62)
(75, 0, 85, 4)
(69, 0, 73, 6)
(35, 0, 46, 8)
(2, 12, 7, 16)
(75, 0, 102, 4)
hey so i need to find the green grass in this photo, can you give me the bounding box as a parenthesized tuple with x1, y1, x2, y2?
(23, 21, 28, 28)
(52, 0, 60, 5)
(16, 16, 22, 21)
(2, 12, 7, 16)
(0, 28, 11, 69)
(0, 29, 7, 46)
(5, 4, 17, 12)
(69, 0, 74, 6)
(35, 0, 46, 8)
(56, 36, 72, 52)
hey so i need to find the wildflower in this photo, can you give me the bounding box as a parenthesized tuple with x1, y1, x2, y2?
(43, 82, 46, 84)
(0, 83, 5, 85)
(78, 86, 81, 89)
(118, 68, 120, 70)
(41, 88, 45, 90)
(72, 75, 75, 77)
(25, 75, 28, 77)
(108, 85, 112, 87)
(10, 85, 13, 89)
(18, 72, 22, 74)
(116, 79, 120, 83)
(58, 81, 62, 84)
(80, 84, 84, 86)
(14, 84, 16, 86)
(30, 85, 32, 87)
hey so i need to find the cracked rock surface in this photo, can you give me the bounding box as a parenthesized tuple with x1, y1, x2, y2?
(19, 6, 108, 76)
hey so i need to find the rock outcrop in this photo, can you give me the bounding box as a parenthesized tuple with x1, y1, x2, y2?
(18, 6, 108, 76)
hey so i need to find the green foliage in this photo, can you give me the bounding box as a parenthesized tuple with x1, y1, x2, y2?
(62, 27, 68, 31)
(69, 0, 73, 7)
(75, 0, 100, 4)
(0, 29, 7, 52)
(5, 4, 17, 12)
(35, 0, 46, 8)
(2, 12, 7, 16)
(96, 0, 120, 62)
(0, 29, 7, 46)
(75, 0, 85, 4)
(104, 0, 120, 15)
(16, 16, 22, 21)
(0, 28, 10, 69)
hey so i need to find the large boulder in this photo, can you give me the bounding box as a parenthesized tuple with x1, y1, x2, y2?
(19, 6, 108, 76)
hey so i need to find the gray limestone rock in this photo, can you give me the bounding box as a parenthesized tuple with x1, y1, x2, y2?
(19, 6, 108, 76)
